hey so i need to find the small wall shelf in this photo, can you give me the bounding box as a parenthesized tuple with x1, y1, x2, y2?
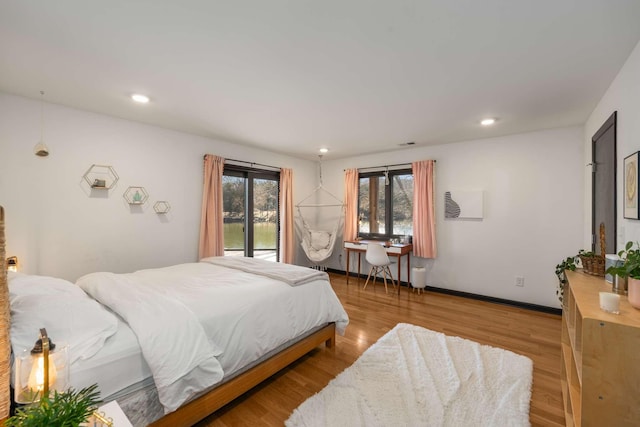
(123, 186, 149, 205)
(83, 164, 119, 189)
(153, 201, 171, 214)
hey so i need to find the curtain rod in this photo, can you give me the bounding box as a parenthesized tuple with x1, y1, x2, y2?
(346, 160, 436, 172)
(204, 155, 281, 171)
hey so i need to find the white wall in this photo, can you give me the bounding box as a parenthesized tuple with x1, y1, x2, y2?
(0, 93, 317, 280)
(585, 39, 640, 251)
(320, 127, 584, 308)
(0, 92, 587, 308)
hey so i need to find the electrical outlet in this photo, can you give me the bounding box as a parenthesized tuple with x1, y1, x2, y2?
(515, 276, 525, 287)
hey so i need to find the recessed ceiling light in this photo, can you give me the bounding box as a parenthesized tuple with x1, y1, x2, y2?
(131, 94, 150, 103)
(319, 148, 329, 154)
(481, 118, 496, 126)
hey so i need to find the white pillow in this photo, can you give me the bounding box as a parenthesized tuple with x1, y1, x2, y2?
(310, 230, 331, 251)
(9, 273, 118, 364)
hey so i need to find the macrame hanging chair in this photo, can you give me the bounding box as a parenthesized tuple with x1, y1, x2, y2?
(295, 157, 344, 268)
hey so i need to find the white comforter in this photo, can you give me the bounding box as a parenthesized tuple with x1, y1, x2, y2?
(77, 260, 349, 414)
(202, 256, 329, 286)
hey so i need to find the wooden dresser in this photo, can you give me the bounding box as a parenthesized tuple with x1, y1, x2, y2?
(561, 270, 640, 426)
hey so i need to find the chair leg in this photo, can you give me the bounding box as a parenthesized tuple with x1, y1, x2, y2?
(381, 267, 390, 293)
(368, 266, 382, 291)
(372, 266, 381, 290)
(382, 269, 388, 293)
(385, 266, 396, 289)
(364, 266, 375, 290)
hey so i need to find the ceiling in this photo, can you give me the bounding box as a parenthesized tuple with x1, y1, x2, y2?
(2, 1, 640, 160)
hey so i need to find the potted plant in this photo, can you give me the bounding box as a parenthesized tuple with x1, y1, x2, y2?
(6, 384, 100, 427)
(605, 242, 634, 277)
(577, 249, 595, 274)
(606, 241, 640, 309)
(555, 255, 577, 304)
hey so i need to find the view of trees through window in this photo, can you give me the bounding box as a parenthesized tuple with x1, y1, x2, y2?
(358, 170, 413, 239)
(222, 175, 245, 251)
(223, 170, 279, 260)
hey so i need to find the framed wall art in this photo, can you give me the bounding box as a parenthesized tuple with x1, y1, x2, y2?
(444, 190, 484, 219)
(624, 152, 639, 219)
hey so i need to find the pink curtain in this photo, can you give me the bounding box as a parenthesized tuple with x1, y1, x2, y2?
(343, 169, 359, 242)
(280, 168, 294, 264)
(412, 160, 436, 258)
(199, 154, 225, 259)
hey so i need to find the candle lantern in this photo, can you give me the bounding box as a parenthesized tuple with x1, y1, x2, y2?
(14, 328, 68, 404)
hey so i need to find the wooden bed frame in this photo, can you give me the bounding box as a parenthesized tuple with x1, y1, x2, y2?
(151, 323, 335, 426)
(0, 205, 336, 426)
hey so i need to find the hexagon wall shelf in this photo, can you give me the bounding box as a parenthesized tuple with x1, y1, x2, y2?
(83, 164, 119, 189)
(123, 186, 149, 205)
(153, 201, 171, 214)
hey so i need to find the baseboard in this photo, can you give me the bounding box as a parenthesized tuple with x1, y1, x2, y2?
(327, 267, 412, 285)
(326, 268, 562, 316)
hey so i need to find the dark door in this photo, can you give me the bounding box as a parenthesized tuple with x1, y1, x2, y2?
(592, 112, 617, 255)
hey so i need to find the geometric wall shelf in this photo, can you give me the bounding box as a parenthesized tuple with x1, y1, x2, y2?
(123, 186, 149, 205)
(153, 201, 171, 214)
(83, 164, 119, 189)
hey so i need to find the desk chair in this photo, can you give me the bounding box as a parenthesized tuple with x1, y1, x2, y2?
(363, 243, 396, 293)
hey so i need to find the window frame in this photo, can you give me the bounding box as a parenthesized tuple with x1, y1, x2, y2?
(357, 168, 413, 240)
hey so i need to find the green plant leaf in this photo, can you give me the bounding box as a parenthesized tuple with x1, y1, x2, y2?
(6, 384, 101, 427)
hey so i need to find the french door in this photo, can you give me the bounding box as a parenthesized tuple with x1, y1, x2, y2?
(222, 166, 279, 261)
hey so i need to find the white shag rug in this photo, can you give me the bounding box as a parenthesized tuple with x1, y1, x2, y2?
(286, 323, 533, 427)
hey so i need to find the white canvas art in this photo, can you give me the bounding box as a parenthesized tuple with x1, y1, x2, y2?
(445, 190, 483, 219)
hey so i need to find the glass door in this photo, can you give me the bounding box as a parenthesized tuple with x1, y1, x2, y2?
(223, 167, 279, 261)
(222, 174, 246, 256)
(252, 177, 278, 261)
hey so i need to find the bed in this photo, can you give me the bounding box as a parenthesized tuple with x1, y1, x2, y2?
(0, 205, 349, 426)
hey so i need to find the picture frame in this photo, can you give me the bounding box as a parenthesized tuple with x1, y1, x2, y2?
(444, 190, 484, 219)
(624, 152, 639, 219)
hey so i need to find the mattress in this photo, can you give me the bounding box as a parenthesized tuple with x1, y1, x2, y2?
(69, 315, 152, 401)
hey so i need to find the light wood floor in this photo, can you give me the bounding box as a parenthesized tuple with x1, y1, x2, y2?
(196, 273, 565, 427)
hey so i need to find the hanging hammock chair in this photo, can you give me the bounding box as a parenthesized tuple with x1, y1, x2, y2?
(295, 158, 345, 267)
(295, 198, 344, 265)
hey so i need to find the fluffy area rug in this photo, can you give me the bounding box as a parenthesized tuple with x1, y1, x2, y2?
(286, 323, 533, 427)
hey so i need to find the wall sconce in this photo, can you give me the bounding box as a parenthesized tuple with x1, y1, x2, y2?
(6, 256, 18, 272)
(14, 328, 68, 403)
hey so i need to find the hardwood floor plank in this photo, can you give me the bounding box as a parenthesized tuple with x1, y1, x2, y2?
(196, 273, 563, 426)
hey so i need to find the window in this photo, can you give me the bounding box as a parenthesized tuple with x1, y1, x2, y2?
(358, 169, 413, 240)
(223, 165, 280, 261)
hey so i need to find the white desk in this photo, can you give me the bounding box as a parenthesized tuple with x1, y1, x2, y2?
(344, 240, 413, 295)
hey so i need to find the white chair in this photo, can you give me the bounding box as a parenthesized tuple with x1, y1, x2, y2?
(363, 243, 396, 293)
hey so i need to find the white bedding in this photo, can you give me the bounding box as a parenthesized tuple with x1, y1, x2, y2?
(8, 272, 118, 364)
(77, 260, 349, 414)
(202, 256, 329, 285)
(69, 317, 152, 401)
